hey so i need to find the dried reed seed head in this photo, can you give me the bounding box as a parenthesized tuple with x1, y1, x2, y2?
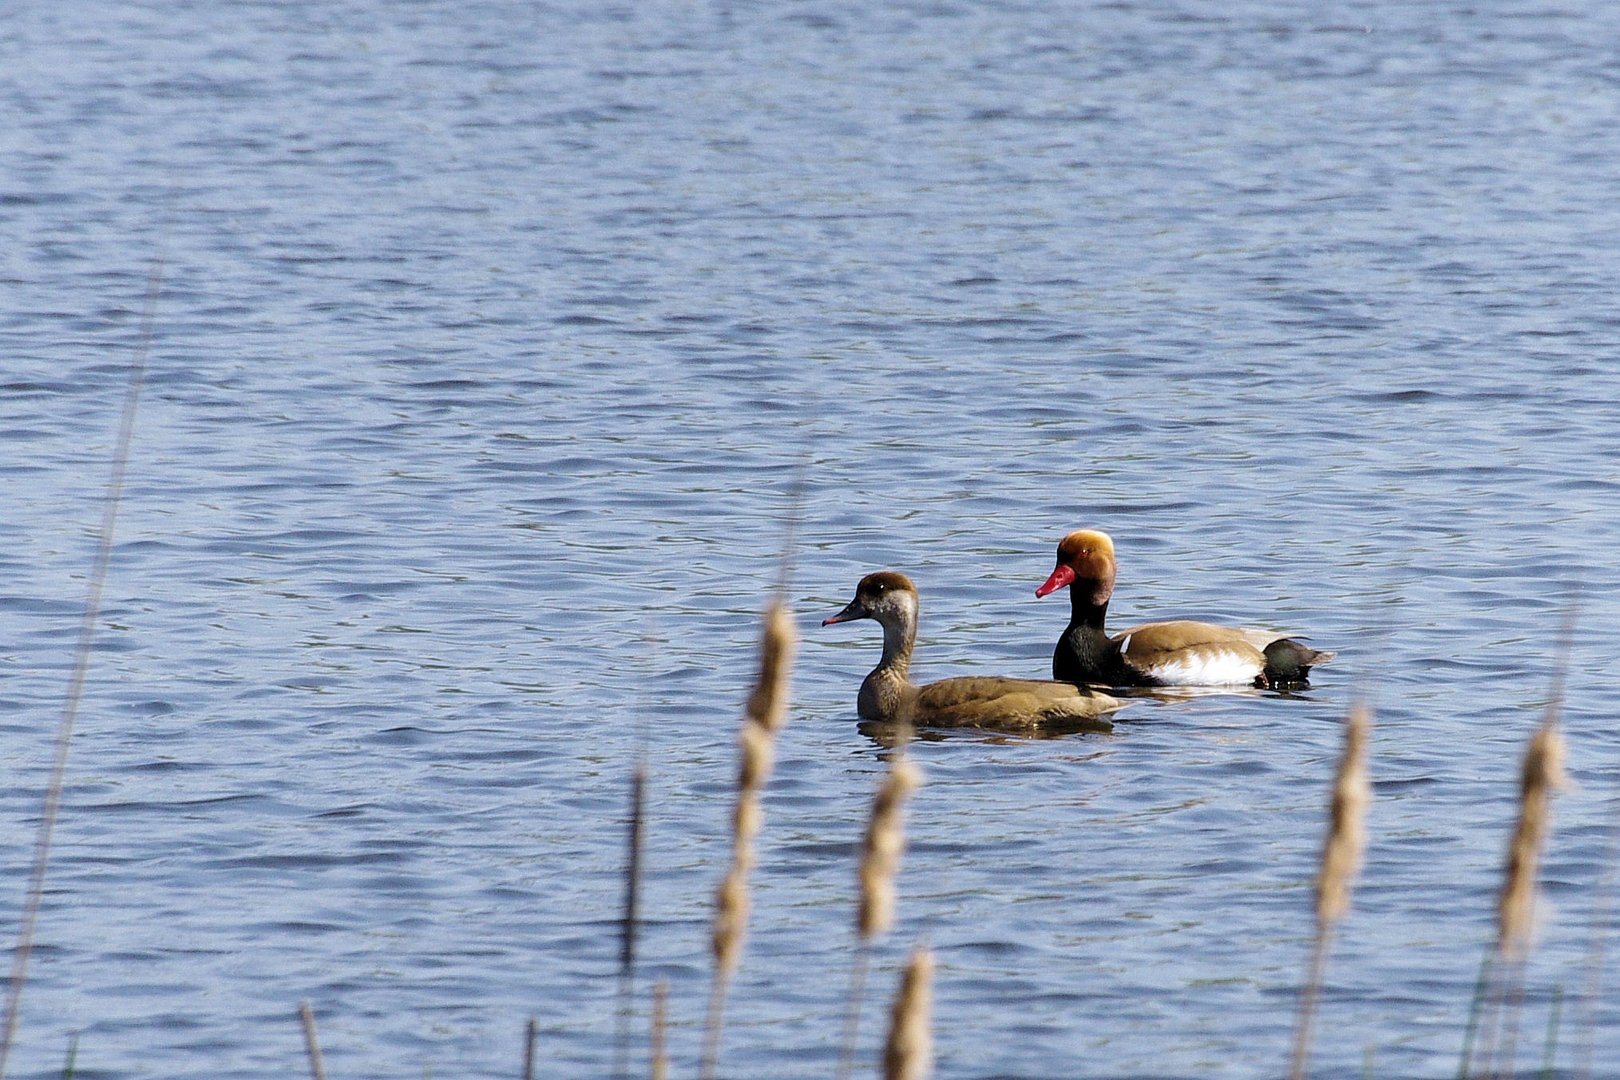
(1498, 719, 1567, 959)
(745, 599, 797, 734)
(859, 875, 898, 939)
(1521, 719, 1567, 801)
(875, 758, 924, 811)
(712, 866, 752, 972)
(1499, 861, 1535, 959)
(1341, 702, 1370, 761)
(858, 757, 924, 939)
(866, 828, 905, 862)
(732, 793, 763, 851)
(1316, 705, 1372, 926)
(883, 945, 936, 1080)
(708, 601, 797, 989)
(736, 721, 776, 793)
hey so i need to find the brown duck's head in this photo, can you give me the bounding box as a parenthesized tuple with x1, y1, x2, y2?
(1035, 529, 1117, 604)
(823, 570, 918, 628)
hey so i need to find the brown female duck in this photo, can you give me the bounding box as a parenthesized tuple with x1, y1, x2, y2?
(824, 570, 1124, 730)
(1035, 529, 1333, 689)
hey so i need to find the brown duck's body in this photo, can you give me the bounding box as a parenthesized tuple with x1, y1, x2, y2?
(1037, 530, 1334, 690)
(825, 571, 1124, 732)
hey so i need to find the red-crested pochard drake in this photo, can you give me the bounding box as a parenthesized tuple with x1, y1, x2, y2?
(1035, 529, 1334, 689)
(824, 571, 1124, 730)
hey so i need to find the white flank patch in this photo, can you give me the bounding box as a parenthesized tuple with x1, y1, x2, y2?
(1142, 650, 1260, 687)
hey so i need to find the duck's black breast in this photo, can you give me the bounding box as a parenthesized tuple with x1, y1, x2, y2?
(1054, 623, 1146, 686)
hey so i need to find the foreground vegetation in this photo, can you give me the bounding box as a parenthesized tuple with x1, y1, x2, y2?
(1, 288, 1594, 1075)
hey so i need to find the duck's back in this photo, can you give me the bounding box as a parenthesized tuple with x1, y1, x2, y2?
(907, 676, 1122, 731)
(1113, 620, 1296, 686)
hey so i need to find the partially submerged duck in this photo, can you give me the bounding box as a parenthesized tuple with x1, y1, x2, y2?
(824, 571, 1124, 731)
(1035, 530, 1333, 690)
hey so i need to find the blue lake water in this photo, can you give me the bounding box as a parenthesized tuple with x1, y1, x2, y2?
(3, 2, 1620, 1077)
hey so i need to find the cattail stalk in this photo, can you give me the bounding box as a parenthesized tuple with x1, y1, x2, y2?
(1456, 947, 1494, 1080)
(1468, 603, 1577, 1080)
(522, 1015, 537, 1080)
(0, 234, 166, 1080)
(649, 979, 668, 1080)
(1289, 704, 1372, 1080)
(699, 599, 796, 1080)
(614, 762, 648, 1080)
(1497, 719, 1565, 961)
(1463, 719, 1569, 1080)
(839, 740, 923, 1080)
(1471, 718, 1567, 1080)
(859, 751, 924, 940)
(1317, 706, 1372, 926)
(1541, 984, 1564, 1078)
(298, 1001, 328, 1080)
(1574, 798, 1620, 1080)
(882, 945, 935, 1080)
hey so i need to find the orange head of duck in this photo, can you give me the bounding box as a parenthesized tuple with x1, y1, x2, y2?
(1035, 529, 1117, 605)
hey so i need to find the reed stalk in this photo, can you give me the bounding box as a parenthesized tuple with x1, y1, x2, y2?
(0, 244, 166, 1080)
(882, 945, 935, 1080)
(858, 748, 923, 941)
(1289, 704, 1372, 1080)
(1490, 965, 1529, 1080)
(649, 978, 668, 1080)
(1463, 714, 1568, 1080)
(614, 761, 648, 1080)
(1540, 985, 1563, 1079)
(1469, 717, 1567, 1080)
(1574, 796, 1620, 1080)
(1456, 947, 1494, 1080)
(521, 1016, 536, 1080)
(838, 737, 923, 1080)
(298, 1001, 329, 1080)
(1498, 720, 1566, 962)
(699, 598, 796, 1080)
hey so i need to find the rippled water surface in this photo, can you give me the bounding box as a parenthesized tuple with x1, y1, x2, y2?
(4, 2, 1620, 1077)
